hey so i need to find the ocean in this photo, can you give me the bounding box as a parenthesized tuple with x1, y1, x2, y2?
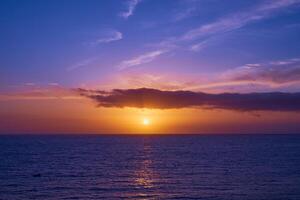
(0, 134, 300, 199)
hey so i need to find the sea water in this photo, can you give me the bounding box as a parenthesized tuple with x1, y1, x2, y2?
(1, 134, 300, 199)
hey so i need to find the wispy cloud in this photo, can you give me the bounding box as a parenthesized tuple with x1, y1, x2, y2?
(172, 0, 202, 22)
(112, 72, 197, 90)
(71, 30, 122, 71)
(114, 58, 300, 92)
(118, 49, 168, 70)
(120, 0, 142, 19)
(0, 86, 81, 101)
(188, 58, 300, 92)
(181, 0, 300, 42)
(117, 0, 300, 68)
(223, 58, 300, 85)
(67, 57, 97, 72)
(90, 30, 123, 46)
(173, 7, 197, 22)
(190, 40, 209, 52)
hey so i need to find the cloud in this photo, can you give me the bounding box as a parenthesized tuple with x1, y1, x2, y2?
(67, 57, 97, 71)
(111, 72, 198, 90)
(120, 0, 142, 19)
(223, 58, 300, 85)
(171, 0, 205, 22)
(117, 0, 300, 68)
(173, 5, 197, 22)
(90, 30, 123, 46)
(174, 58, 300, 92)
(114, 57, 300, 93)
(78, 87, 300, 111)
(190, 40, 209, 52)
(118, 49, 168, 70)
(0, 86, 82, 101)
(181, 0, 300, 41)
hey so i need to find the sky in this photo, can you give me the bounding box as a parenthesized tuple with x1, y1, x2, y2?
(1, 0, 300, 134)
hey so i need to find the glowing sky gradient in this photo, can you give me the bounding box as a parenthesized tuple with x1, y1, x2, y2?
(1, 0, 300, 134)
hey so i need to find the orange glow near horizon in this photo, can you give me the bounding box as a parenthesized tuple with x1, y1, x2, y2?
(1, 97, 300, 134)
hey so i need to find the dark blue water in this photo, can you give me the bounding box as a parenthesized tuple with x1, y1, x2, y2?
(1, 135, 300, 200)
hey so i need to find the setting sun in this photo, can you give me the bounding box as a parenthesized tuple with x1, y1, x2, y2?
(142, 118, 150, 126)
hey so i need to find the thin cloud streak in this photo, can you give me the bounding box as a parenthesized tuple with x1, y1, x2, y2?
(223, 58, 300, 84)
(190, 40, 209, 52)
(173, 5, 197, 22)
(67, 57, 97, 71)
(184, 58, 300, 92)
(181, 0, 300, 41)
(90, 30, 123, 46)
(0, 87, 82, 101)
(120, 0, 142, 19)
(118, 49, 168, 70)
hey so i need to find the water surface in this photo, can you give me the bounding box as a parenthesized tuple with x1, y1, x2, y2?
(1, 134, 300, 199)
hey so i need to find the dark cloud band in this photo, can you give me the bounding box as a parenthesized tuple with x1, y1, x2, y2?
(78, 88, 300, 111)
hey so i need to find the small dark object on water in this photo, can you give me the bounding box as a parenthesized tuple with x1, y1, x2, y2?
(32, 173, 41, 177)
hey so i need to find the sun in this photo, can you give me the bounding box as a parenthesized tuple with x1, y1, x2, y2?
(142, 118, 150, 126)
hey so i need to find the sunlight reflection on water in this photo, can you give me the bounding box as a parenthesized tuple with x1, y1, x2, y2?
(132, 141, 159, 198)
